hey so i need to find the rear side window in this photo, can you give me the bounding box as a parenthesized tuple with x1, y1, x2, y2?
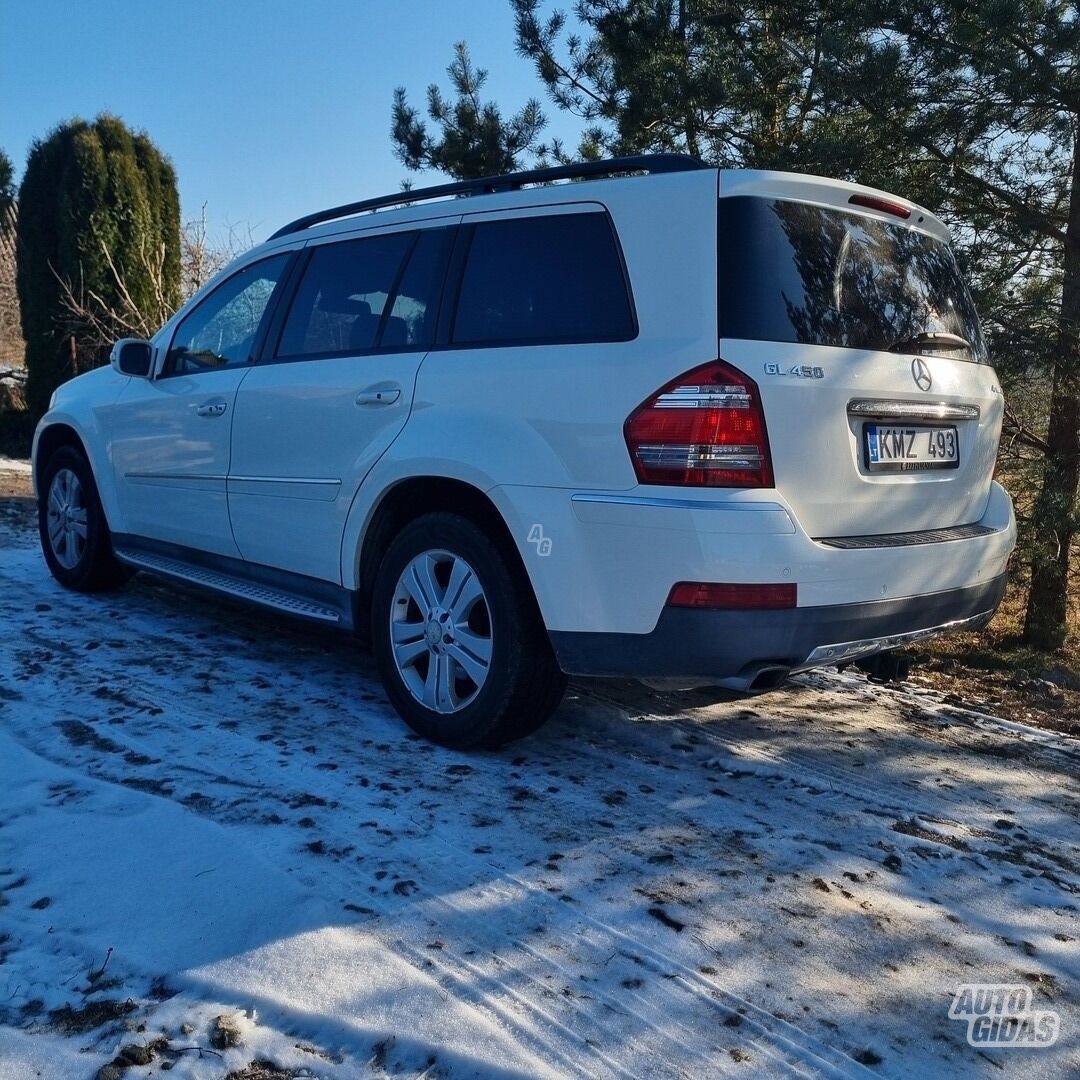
(717, 197, 986, 361)
(452, 212, 635, 346)
(277, 232, 414, 358)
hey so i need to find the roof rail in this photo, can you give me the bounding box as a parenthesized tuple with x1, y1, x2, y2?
(268, 154, 706, 240)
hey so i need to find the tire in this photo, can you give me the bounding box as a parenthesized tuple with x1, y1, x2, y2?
(38, 445, 132, 592)
(371, 512, 566, 749)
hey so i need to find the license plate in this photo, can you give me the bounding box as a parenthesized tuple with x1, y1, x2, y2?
(865, 424, 959, 472)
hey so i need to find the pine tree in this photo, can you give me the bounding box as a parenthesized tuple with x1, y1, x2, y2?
(827, 0, 1080, 650)
(16, 115, 181, 416)
(391, 42, 546, 180)
(512, 1, 877, 172)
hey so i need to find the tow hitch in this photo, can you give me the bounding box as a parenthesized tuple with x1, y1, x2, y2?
(852, 650, 912, 684)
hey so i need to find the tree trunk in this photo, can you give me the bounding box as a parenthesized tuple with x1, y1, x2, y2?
(677, 0, 701, 159)
(1023, 134, 1080, 649)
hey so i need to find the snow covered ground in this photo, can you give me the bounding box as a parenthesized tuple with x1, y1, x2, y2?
(0, 500, 1076, 1079)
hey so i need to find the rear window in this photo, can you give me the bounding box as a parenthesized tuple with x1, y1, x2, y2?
(717, 197, 987, 362)
(452, 212, 635, 346)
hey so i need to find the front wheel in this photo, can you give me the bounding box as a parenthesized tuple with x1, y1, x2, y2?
(38, 446, 131, 592)
(371, 513, 566, 748)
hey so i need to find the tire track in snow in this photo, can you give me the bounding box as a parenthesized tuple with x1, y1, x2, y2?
(0, 560, 887, 1077)
(574, 686, 1080, 912)
(2, 548, 1076, 1076)
(576, 681, 1080, 866)
(396, 882, 876, 1080)
(0, 651, 872, 1077)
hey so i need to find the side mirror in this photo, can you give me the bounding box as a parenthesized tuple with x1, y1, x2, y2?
(110, 338, 153, 378)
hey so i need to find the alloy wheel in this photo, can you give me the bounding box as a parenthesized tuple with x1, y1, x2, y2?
(46, 468, 88, 570)
(389, 549, 493, 713)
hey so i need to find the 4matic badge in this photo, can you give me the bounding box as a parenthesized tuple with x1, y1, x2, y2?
(764, 363, 825, 379)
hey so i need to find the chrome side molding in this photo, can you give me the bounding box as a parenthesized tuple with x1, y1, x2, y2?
(125, 471, 227, 483)
(229, 475, 340, 487)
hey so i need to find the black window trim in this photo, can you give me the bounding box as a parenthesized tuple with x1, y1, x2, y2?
(158, 250, 300, 380)
(434, 223, 474, 348)
(162, 207, 639, 377)
(258, 226, 455, 366)
(442, 208, 639, 350)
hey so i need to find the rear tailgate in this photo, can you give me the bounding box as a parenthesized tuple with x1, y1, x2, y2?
(722, 338, 1002, 537)
(717, 174, 1002, 539)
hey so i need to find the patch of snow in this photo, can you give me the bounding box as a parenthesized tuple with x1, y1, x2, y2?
(0, 456, 31, 475)
(0, 1025, 95, 1080)
(0, 528, 1076, 1079)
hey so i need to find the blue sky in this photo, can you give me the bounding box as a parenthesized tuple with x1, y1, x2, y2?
(1, 0, 583, 244)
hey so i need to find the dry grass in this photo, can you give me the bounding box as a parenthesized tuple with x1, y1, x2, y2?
(912, 567, 1080, 735)
(922, 561, 1079, 674)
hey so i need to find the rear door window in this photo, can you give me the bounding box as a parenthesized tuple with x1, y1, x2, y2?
(381, 228, 451, 348)
(277, 231, 416, 358)
(717, 196, 987, 361)
(451, 212, 635, 346)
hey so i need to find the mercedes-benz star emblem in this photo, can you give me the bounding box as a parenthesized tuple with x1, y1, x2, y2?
(911, 357, 933, 392)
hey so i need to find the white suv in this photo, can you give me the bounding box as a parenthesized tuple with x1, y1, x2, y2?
(33, 155, 1016, 747)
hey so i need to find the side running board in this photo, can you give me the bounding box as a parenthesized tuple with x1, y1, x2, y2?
(113, 547, 343, 624)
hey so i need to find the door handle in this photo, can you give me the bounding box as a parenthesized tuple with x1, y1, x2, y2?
(195, 399, 228, 417)
(355, 388, 401, 406)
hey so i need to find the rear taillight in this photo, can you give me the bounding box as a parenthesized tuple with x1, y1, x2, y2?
(668, 582, 797, 609)
(624, 360, 773, 487)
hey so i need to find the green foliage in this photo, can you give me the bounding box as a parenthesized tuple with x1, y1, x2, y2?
(0, 148, 13, 210)
(513, 1, 879, 175)
(391, 42, 547, 179)
(394, 2, 950, 191)
(16, 114, 181, 416)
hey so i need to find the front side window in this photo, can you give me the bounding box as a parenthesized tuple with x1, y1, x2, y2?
(276, 232, 415, 358)
(717, 197, 987, 361)
(166, 255, 291, 374)
(451, 212, 635, 346)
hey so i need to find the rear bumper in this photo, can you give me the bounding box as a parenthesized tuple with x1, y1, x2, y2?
(550, 572, 1008, 689)
(491, 479, 1016, 638)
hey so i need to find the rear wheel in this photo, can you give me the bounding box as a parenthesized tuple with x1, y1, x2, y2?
(38, 446, 131, 592)
(371, 512, 566, 748)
